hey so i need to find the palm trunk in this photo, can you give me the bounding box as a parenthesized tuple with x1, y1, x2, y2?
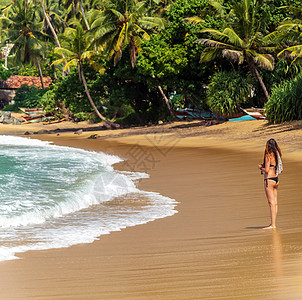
(37, 61, 45, 89)
(40, 0, 68, 76)
(157, 85, 174, 115)
(79, 0, 90, 30)
(79, 62, 119, 128)
(40, 0, 61, 48)
(248, 59, 270, 102)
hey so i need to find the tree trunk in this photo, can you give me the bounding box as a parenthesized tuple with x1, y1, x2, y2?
(79, 0, 90, 30)
(40, 0, 61, 48)
(37, 61, 45, 89)
(79, 62, 119, 128)
(40, 0, 68, 75)
(157, 85, 174, 115)
(248, 59, 270, 102)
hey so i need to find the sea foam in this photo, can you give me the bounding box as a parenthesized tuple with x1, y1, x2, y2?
(0, 135, 177, 261)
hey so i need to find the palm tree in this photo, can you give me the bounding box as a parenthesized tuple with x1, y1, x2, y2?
(53, 23, 118, 127)
(38, 0, 65, 48)
(62, 0, 91, 30)
(91, 0, 165, 68)
(198, 0, 274, 101)
(1, 0, 47, 88)
(91, 0, 173, 114)
(272, 20, 302, 63)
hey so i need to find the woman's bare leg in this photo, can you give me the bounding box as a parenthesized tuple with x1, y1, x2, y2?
(263, 182, 278, 229)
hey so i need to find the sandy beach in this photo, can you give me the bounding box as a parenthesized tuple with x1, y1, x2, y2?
(1, 118, 302, 299)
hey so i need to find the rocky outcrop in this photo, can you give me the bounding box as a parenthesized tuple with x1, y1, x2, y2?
(0, 112, 24, 125)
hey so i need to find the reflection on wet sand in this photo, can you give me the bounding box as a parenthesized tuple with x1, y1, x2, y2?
(271, 230, 283, 279)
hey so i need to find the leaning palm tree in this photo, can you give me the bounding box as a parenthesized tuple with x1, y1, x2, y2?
(198, 0, 274, 101)
(91, 0, 165, 68)
(1, 0, 47, 88)
(53, 23, 118, 127)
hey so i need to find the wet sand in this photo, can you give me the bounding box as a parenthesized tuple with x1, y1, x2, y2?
(0, 120, 302, 299)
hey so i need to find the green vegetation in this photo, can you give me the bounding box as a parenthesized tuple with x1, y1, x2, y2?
(13, 85, 47, 108)
(0, 0, 301, 124)
(265, 73, 302, 123)
(206, 71, 250, 117)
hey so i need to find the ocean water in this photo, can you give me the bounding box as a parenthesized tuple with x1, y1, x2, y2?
(0, 135, 177, 261)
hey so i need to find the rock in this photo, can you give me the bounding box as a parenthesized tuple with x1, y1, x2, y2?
(12, 118, 23, 125)
(2, 115, 14, 124)
(87, 134, 100, 139)
(24, 131, 33, 135)
(74, 129, 83, 135)
(36, 129, 49, 134)
(101, 124, 111, 130)
(158, 120, 163, 125)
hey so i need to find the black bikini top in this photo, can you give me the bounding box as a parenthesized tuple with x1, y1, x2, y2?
(270, 164, 277, 170)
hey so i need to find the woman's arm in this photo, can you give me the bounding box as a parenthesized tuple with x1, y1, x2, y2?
(264, 155, 270, 174)
(258, 155, 270, 174)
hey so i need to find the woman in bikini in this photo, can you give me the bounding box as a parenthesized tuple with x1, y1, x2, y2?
(258, 138, 283, 229)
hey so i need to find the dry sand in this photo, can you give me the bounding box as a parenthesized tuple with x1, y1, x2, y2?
(0, 119, 302, 299)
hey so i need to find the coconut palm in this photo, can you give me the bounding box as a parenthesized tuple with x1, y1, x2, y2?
(38, 0, 65, 48)
(53, 23, 118, 127)
(62, 0, 91, 30)
(272, 20, 302, 64)
(1, 0, 47, 88)
(198, 0, 274, 101)
(91, 0, 165, 68)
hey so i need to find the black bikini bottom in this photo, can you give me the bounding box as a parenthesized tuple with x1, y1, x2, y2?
(264, 177, 279, 187)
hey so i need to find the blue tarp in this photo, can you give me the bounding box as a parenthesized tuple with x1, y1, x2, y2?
(229, 115, 256, 122)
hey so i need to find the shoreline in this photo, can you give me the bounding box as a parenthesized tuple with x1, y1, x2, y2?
(1, 120, 302, 299)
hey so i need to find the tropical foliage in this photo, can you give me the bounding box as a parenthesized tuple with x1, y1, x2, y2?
(265, 72, 302, 123)
(206, 71, 251, 116)
(0, 0, 301, 123)
(198, 0, 274, 102)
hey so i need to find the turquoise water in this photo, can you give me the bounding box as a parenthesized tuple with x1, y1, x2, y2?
(0, 135, 177, 261)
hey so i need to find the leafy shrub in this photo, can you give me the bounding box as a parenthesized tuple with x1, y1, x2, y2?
(40, 89, 64, 118)
(2, 103, 20, 112)
(206, 71, 251, 116)
(116, 111, 140, 126)
(0, 65, 12, 80)
(13, 85, 47, 108)
(265, 72, 302, 123)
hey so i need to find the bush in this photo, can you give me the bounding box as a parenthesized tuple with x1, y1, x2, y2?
(265, 72, 302, 123)
(13, 85, 47, 108)
(2, 103, 20, 112)
(40, 89, 64, 118)
(206, 71, 251, 116)
(0, 65, 12, 80)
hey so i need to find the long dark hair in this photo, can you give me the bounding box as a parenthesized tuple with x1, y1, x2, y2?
(263, 138, 282, 166)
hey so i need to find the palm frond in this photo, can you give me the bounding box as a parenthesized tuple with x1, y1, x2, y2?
(200, 47, 223, 63)
(253, 53, 274, 70)
(183, 16, 205, 25)
(209, 0, 226, 16)
(138, 17, 165, 30)
(223, 28, 245, 48)
(197, 38, 235, 49)
(108, 8, 124, 20)
(278, 45, 302, 59)
(63, 58, 78, 71)
(114, 22, 125, 52)
(52, 57, 67, 66)
(222, 49, 242, 62)
(54, 47, 75, 57)
(200, 28, 229, 41)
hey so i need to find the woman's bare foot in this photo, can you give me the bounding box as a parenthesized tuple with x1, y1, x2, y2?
(262, 225, 276, 229)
